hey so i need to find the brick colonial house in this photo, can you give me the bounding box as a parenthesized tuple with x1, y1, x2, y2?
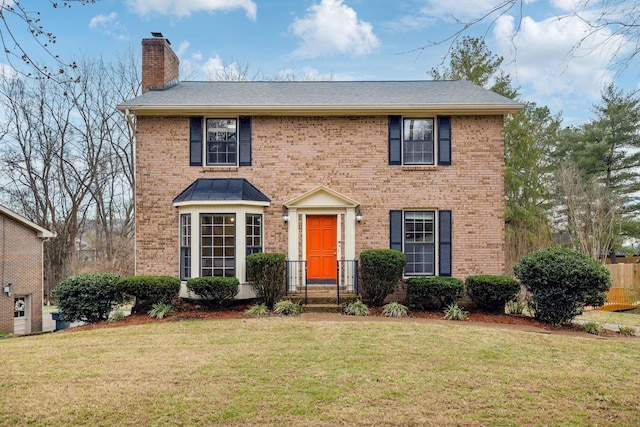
(0, 205, 54, 335)
(118, 36, 522, 301)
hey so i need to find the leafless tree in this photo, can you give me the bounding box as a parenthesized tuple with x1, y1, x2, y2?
(0, 1, 95, 79)
(0, 51, 138, 295)
(413, 0, 639, 73)
(554, 162, 619, 261)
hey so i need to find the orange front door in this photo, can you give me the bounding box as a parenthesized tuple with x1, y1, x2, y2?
(306, 215, 337, 283)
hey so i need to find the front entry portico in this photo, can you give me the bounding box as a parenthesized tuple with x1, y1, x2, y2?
(284, 185, 359, 293)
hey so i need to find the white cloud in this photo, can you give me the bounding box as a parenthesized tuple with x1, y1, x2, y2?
(289, 0, 379, 58)
(493, 13, 625, 104)
(125, 0, 257, 20)
(88, 12, 129, 40)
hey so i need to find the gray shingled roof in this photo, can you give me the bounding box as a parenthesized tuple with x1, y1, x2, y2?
(118, 80, 523, 114)
(173, 179, 270, 204)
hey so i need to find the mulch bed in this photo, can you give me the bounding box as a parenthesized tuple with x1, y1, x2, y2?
(67, 300, 609, 337)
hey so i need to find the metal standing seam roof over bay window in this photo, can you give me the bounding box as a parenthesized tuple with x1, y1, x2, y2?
(173, 179, 271, 207)
(117, 80, 524, 116)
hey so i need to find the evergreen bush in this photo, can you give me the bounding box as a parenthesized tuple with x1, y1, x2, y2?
(116, 276, 180, 314)
(406, 277, 465, 310)
(465, 275, 521, 313)
(246, 252, 285, 309)
(359, 249, 407, 306)
(513, 246, 611, 325)
(55, 273, 122, 323)
(186, 276, 239, 308)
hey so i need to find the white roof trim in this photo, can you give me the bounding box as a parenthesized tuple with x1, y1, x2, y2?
(173, 200, 270, 208)
(284, 185, 360, 209)
(0, 205, 55, 238)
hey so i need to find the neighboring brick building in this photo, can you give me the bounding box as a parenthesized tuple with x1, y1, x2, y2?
(118, 36, 523, 299)
(0, 205, 54, 335)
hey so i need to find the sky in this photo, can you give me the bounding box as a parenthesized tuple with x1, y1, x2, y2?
(3, 0, 638, 126)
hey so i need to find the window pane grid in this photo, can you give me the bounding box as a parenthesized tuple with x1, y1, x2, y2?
(180, 214, 191, 279)
(404, 211, 435, 275)
(206, 119, 237, 165)
(403, 118, 434, 165)
(201, 214, 235, 277)
(245, 214, 263, 255)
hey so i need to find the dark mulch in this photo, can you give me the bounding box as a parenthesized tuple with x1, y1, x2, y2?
(67, 300, 623, 338)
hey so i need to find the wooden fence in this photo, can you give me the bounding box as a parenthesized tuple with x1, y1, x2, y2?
(598, 264, 640, 311)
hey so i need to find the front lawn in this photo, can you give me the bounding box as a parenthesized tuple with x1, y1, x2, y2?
(1, 316, 639, 426)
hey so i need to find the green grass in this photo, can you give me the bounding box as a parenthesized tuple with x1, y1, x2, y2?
(1, 317, 639, 426)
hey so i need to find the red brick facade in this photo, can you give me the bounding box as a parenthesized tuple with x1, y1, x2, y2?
(0, 211, 47, 334)
(134, 114, 506, 280)
(141, 38, 179, 94)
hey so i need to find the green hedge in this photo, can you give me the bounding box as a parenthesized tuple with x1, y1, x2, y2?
(116, 276, 180, 314)
(246, 252, 285, 309)
(54, 273, 122, 323)
(359, 249, 407, 306)
(186, 276, 239, 308)
(465, 275, 521, 313)
(406, 277, 465, 310)
(514, 246, 611, 325)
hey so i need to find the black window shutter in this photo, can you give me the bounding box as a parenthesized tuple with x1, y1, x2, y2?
(189, 117, 203, 166)
(388, 116, 401, 165)
(238, 116, 252, 166)
(439, 210, 452, 276)
(437, 116, 451, 166)
(390, 210, 403, 252)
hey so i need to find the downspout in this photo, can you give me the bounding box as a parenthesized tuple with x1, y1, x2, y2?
(123, 108, 137, 275)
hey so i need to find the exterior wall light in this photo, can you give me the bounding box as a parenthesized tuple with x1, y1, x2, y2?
(3, 283, 11, 296)
(283, 210, 289, 224)
(356, 210, 363, 223)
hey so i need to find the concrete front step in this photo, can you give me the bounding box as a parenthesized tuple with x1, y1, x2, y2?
(303, 304, 343, 313)
(285, 293, 358, 305)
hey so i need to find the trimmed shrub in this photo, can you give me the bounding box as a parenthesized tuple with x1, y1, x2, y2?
(465, 275, 521, 313)
(514, 246, 611, 325)
(406, 277, 465, 310)
(116, 276, 180, 314)
(55, 273, 122, 323)
(359, 249, 407, 306)
(186, 276, 239, 308)
(246, 252, 285, 309)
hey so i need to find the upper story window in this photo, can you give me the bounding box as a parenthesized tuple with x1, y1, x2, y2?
(190, 117, 252, 167)
(403, 118, 434, 165)
(388, 116, 451, 166)
(206, 119, 237, 165)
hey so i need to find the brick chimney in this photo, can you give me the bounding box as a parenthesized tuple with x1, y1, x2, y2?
(141, 36, 179, 94)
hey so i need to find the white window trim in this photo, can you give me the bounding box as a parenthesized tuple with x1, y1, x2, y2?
(402, 209, 440, 277)
(177, 205, 265, 285)
(204, 117, 238, 167)
(402, 116, 438, 166)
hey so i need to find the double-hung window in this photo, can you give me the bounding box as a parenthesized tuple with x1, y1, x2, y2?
(390, 210, 452, 276)
(206, 119, 237, 165)
(403, 119, 434, 165)
(404, 211, 435, 275)
(388, 116, 451, 166)
(180, 214, 191, 280)
(190, 117, 252, 167)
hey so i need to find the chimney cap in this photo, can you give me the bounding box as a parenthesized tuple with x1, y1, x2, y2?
(150, 32, 171, 45)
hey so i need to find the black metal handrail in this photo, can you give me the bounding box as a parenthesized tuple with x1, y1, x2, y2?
(337, 260, 358, 304)
(285, 260, 307, 303)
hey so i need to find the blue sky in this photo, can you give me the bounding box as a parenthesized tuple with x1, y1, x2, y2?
(4, 0, 638, 125)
